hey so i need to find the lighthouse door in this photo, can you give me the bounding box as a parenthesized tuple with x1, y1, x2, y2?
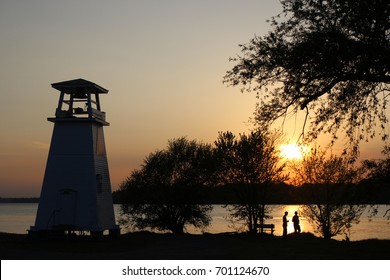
(56, 189, 77, 229)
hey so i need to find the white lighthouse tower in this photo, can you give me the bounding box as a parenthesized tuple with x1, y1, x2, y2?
(30, 79, 119, 237)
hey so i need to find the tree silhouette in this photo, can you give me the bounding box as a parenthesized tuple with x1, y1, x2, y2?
(214, 129, 286, 233)
(292, 148, 365, 239)
(360, 146, 390, 218)
(361, 146, 390, 185)
(118, 137, 214, 234)
(224, 0, 390, 157)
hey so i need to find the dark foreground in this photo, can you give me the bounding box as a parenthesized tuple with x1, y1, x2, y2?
(1, 231, 389, 260)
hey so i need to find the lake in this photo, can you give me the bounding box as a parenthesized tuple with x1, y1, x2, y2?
(0, 203, 389, 241)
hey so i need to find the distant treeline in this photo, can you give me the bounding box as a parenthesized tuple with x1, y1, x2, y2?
(0, 197, 39, 203)
(3, 182, 388, 205)
(112, 182, 390, 205)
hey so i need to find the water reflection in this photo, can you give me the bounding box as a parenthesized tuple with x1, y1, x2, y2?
(186, 205, 314, 237)
(0, 203, 389, 241)
(185, 205, 390, 241)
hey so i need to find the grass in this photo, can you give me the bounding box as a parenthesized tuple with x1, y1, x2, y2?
(1, 231, 389, 260)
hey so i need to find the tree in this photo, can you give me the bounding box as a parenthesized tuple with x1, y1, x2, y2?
(224, 0, 390, 157)
(292, 148, 365, 239)
(118, 137, 214, 234)
(214, 129, 287, 233)
(360, 146, 390, 218)
(361, 146, 390, 185)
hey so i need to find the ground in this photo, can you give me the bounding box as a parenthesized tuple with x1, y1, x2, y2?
(1, 231, 389, 260)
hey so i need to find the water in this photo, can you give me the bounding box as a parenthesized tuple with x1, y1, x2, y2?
(187, 205, 390, 241)
(1, 203, 389, 241)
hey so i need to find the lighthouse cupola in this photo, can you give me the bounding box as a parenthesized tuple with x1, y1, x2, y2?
(50, 78, 109, 125)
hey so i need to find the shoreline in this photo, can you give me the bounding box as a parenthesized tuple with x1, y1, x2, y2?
(1, 231, 390, 260)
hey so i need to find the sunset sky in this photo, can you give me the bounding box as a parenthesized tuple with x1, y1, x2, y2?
(0, 0, 387, 197)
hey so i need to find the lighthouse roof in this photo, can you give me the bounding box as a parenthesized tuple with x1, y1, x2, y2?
(51, 79, 108, 94)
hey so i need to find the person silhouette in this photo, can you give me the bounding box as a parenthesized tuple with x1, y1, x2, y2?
(282, 211, 288, 237)
(292, 211, 301, 233)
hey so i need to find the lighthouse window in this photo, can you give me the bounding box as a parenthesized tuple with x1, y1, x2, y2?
(96, 174, 103, 193)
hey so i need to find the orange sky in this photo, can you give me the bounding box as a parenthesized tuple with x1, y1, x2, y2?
(0, 1, 387, 197)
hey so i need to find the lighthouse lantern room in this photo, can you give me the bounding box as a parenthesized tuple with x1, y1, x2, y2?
(29, 79, 119, 237)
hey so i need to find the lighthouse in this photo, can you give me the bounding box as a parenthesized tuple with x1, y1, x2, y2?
(29, 79, 119, 237)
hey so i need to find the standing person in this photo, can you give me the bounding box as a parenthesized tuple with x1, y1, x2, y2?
(292, 211, 301, 233)
(282, 211, 289, 237)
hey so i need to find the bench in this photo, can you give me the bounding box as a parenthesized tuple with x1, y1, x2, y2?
(255, 224, 275, 235)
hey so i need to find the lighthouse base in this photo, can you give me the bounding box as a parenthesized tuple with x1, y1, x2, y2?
(28, 225, 120, 239)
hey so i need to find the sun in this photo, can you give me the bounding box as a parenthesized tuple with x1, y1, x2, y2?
(280, 143, 306, 161)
